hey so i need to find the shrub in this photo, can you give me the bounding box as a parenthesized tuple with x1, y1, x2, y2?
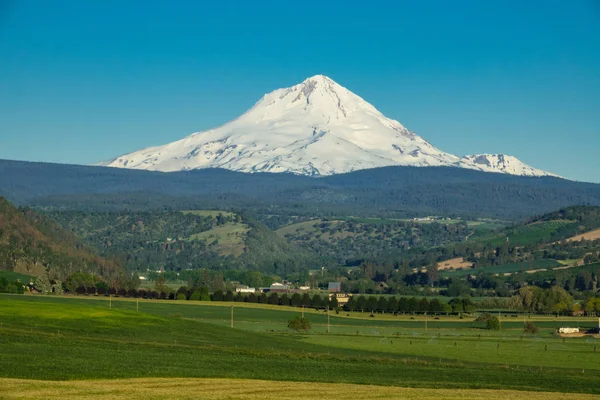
(476, 313, 500, 330)
(524, 322, 539, 335)
(176, 293, 187, 301)
(486, 317, 500, 330)
(189, 291, 201, 301)
(287, 316, 312, 332)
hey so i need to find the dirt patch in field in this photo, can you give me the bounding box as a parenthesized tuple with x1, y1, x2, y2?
(567, 228, 600, 242)
(0, 378, 597, 400)
(438, 257, 474, 271)
(524, 269, 548, 274)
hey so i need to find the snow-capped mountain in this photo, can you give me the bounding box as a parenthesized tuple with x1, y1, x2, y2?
(101, 75, 557, 178)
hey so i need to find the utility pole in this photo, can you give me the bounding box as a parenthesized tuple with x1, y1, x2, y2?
(136, 297, 139, 312)
(327, 307, 331, 333)
(231, 305, 234, 328)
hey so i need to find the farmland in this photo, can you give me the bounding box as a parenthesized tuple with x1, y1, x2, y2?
(0, 295, 599, 398)
(487, 220, 577, 247)
(440, 259, 562, 277)
(1, 378, 598, 400)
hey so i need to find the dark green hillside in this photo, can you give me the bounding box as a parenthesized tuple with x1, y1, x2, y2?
(0, 197, 121, 281)
(2, 159, 600, 220)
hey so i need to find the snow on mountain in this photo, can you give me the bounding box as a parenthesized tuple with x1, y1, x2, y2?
(101, 75, 557, 178)
(458, 154, 558, 177)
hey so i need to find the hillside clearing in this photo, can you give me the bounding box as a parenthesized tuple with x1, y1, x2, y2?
(437, 257, 473, 270)
(181, 210, 236, 218)
(1, 378, 597, 400)
(567, 228, 600, 242)
(188, 223, 249, 256)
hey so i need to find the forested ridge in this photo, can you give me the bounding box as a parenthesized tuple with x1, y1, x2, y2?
(0, 197, 121, 282)
(2, 159, 600, 220)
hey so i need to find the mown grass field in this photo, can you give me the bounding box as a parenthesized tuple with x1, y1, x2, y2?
(2, 378, 599, 400)
(0, 295, 599, 397)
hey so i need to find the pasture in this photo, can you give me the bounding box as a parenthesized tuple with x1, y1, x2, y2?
(0, 295, 599, 397)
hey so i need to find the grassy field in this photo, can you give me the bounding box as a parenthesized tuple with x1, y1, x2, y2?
(487, 220, 576, 246)
(2, 378, 598, 400)
(1, 295, 599, 396)
(0, 270, 33, 282)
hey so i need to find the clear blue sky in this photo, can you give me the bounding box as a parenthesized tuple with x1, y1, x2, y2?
(0, 0, 598, 182)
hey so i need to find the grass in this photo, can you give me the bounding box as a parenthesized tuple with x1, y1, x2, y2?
(1, 295, 599, 395)
(275, 219, 325, 236)
(0, 270, 33, 283)
(488, 220, 576, 247)
(188, 222, 249, 256)
(2, 378, 598, 400)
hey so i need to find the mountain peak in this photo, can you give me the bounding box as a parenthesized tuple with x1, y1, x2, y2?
(100, 77, 558, 178)
(302, 74, 333, 83)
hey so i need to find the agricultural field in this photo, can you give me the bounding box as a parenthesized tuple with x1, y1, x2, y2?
(440, 259, 562, 277)
(2, 378, 597, 400)
(0, 294, 599, 398)
(568, 227, 600, 242)
(488, 220, 576, 247)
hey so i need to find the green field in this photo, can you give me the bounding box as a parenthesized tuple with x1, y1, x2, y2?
(0, 270, 33, 283)
(0, 294, 599, 396)
(488, 220, 576, 246)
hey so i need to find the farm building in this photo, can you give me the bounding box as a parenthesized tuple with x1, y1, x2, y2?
(328, 282, 342, 292)
(559, 327, 580, 334)
(329, 293, 352, 305)
(235, 286, 256, 293)
(268, 283, 289, 293)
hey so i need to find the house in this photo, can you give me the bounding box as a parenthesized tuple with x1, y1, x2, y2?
(328, 282, 342, 292)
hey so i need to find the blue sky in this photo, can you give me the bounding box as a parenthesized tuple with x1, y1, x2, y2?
(0, 0, 598, 182)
